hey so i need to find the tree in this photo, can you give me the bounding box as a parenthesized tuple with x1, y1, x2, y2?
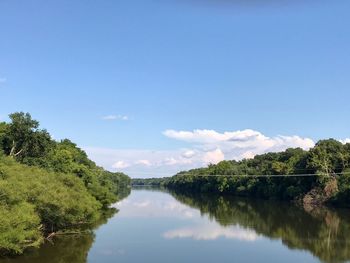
(308, 139, 346, 176)
(0, 112, 132, 255)
(0, 122, 7, 152)
(6, 112, 39, 157)
(2, 112, 53, 162)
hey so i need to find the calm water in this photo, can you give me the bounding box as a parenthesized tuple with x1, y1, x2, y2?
(2, 188, 350, 263)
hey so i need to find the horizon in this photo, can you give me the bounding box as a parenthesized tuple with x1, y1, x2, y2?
(1, 0, 350, 178)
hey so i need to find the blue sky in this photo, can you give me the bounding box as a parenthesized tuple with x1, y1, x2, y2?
(0, 1, 349, 177)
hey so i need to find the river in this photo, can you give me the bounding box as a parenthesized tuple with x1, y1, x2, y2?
(2, 188, 350, 263)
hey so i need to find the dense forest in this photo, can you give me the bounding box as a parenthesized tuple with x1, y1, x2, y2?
(132, 177, 167, 187)
(134, 140, 350, 206)
(0, 112, 130, 255)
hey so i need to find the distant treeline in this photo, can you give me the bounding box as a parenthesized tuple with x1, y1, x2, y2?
(164, 140, 350, 206)
(132, 177, 168, 186)
(132, 140, 350, 206)
(0, 112, 131, 255)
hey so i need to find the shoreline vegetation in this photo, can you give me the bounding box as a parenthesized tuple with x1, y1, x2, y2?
(2, 112, 350, 257)
(132, 139, 350, 207)
(0, 112, 131, 256)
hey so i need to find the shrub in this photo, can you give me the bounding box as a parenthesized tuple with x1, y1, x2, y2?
(0, 202, 42, 255)
(0, 155, 102, 254)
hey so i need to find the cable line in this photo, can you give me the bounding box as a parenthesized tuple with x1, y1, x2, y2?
(175, 172, 350, 178)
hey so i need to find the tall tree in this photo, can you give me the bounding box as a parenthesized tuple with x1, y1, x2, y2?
(308, 139, 346, 175)
(2, 112, 53, 162)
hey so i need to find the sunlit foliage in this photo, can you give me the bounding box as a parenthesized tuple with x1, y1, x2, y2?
(165, 140, 350, 204)
(0, 113, 131, 255)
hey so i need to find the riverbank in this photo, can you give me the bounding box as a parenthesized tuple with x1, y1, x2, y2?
(165, 140, 350, 207)
(2, 187, 350, 263)
(0, 113, 131, 256)
(133, 139, 350, 207)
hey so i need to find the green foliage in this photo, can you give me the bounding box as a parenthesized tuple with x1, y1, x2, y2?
(0, 113, 131, 255)
(330, 168, 350, 206)
(165, 142, 350, 203)
(0, 112, 131, 209)
(0, 156, 101, 248)
(1, 112, 54, 163)
(308, 139, 348, 175)
(0, 123, 7, 152)
(40, 139, 130, 207)
(132, 177, 169, 187)
(0, 202, 43, 255)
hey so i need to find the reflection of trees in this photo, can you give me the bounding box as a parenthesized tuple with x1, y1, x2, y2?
(117, 186, 131, 202)
(0, 209, 119, 263)
(131, 186, 168, 192)
(0, 188, 131, 263)
(0, 234, 94, 263)
(170, 190, 350, 263)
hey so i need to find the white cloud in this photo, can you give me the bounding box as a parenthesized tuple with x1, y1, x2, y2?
(164, 129, 314, 161)
(182, 150, 196, 159)
(135, 159, 152, 166)
(84, 147, 195, 177)
(102, 115, 129, 121)
(241, 151, 255, 159)
(164, 157, 178, 166)
(340, 138, 350, 144)
(84, 129, 315, 178)
(203, 148, 225, 164)
(164, 129, 238, 143)
(112, 161, 130, 169)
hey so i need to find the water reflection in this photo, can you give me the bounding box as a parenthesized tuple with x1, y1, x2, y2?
(114, 188, 199, 219)
(1, 188, 350, 263)
(163, 223, 259, 241)
(0, 188, 131, 263)
(0, 234, 94, 263)
(0, 208, 119, 263)
(169, 190, 350, 263)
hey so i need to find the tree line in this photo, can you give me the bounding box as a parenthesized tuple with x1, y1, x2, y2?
(131, 177, 167, 186)
(159, 140, 350, 206)
(0, 112, 130, 255)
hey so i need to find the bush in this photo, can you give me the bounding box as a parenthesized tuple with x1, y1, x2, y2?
(0, 155, 102, 254)
(331, 169, 350, 206)
(0, 113, 131, 255)
(0, 202, 42, 255)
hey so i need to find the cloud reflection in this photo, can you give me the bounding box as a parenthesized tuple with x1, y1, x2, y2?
(115, 190, 259, 242)
(164, 223, 260, 241)
(114, 191, 199, 219)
